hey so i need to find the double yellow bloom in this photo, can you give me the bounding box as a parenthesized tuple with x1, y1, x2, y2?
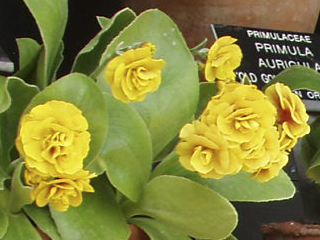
(105, 42, 166, 103)
(265, 82, 310, 151)
(205, 36, 243, 82)
(16, 100, 96, 211)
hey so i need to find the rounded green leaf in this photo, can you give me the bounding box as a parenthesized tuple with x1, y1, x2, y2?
(23, 73, 108, 167)
(51, 175, 130, 240)
(266, 65, 320, 91)
(200, 170, 295, 202)
(130, 217, 191, 240)
(152, 152, 296, 202)
(87, 93, 152, 201)
(133, 175, 237, 240)
(97, 9, 199, 158)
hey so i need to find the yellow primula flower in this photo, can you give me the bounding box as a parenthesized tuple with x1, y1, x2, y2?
(205, 36, 242, 82)
(251, 151, 289, 183)
(265, 82, 310, 151)
(278, 128, 298, 151)
(31, 169, 96, 212)
(202, 83, 277, 144)
(242, 126, 281, 173)
(24, 167, 48, 186)
(176, 120, 244, 179)
(16, 100, 91, 176)
(105, 42, 166, 103)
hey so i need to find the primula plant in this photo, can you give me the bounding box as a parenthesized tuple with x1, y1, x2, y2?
(1, 0, 320, 240)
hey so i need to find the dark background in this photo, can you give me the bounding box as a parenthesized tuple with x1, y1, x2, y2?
(1, 0, 320, 76)
(0, 0, 123, 75)
(1, 1, 320, 239)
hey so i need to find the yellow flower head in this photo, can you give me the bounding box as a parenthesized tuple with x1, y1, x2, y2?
(105, 42, 166, 103)
(265, 82, 310, 151)
(202, 83, 277, 144)
(251, 151, 289, 182)
(205, 36, 243, 82)
(16, 100, 91, 176)
(201, 82, 281, 180)
(241, 126, 281, 173)
(31, 170, 96, 212)
(176, 120, 244, 179)
(24, 167, 48, 186)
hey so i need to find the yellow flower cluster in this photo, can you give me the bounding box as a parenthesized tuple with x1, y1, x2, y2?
(177, 36, 310, 182)
(177, 82, 309, 182)
(16, 100, 96, 211)
(105, 42, 166, 103)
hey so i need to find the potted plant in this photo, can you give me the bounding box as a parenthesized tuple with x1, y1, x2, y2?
(0, 0, 319, 239)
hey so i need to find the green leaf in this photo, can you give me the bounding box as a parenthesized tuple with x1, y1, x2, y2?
(0, 208, 8, 238)
(34, 41, 64, 89)
(0, 77, 39, 169)
(9, 162, 33, 213)
(301, 117, 320, 165)
(97, 9, 199, 157)
(266, 65, 320, 91)
(0, 75, 11, 114)
(51, 175, 130, 240)
(224, 235, 238, 240)
(14, 38, 41, 84)
(22, 73, 108, 168)
(87, 93, 152, 202)
(196, 82, 219, 118)
(152, 152, 296, 202)
(202, 170, 295, 202)
(3, 213, 42, 240)
(71, 8, 136, 75)
(190, 38, 208, 57)
(129, 175, 237, 240)
(0, 187, 10, 212)
(301, 118, 320, 183)
(0, 167, 9, 190)
(49, 41, 65, 81)
(130, 217, 192, 240)
(96, 16, 111, 29)
(305, 148, 320, 183)
(23, 0, 68, 87)
(24, 204, 62, 240)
